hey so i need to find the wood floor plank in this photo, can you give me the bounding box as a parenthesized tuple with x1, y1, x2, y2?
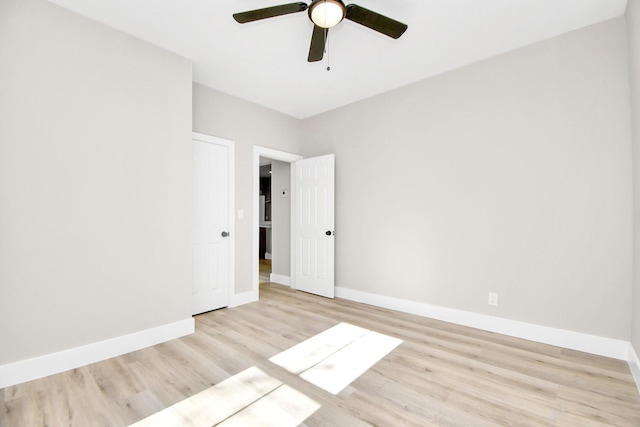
(2, 281, 639, 426)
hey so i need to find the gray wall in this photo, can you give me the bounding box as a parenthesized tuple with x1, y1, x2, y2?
(301, 18, 633, 340)
(192, 84, 301, 293)
(0, 0, 193, 364)
(271, 160, 292, 278)
(628, 0, 640, 354)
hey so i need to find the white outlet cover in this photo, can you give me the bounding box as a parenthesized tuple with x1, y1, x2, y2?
(488, 293, 499, 307)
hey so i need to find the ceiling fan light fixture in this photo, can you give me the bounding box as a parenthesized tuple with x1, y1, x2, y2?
(309, 0, 346, 28)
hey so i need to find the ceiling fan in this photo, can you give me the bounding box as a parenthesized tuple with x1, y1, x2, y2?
(233, 0, 408, 62)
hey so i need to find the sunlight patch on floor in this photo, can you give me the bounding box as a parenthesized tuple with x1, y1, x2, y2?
(217, 384, 321, 427)
(270, 322, 403, 394)
(130, 367, 319, 427)
(269, 323, 369, 374)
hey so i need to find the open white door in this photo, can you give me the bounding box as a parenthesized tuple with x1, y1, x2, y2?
(293, 154, 335, 298)
(192, 134, 233, 314)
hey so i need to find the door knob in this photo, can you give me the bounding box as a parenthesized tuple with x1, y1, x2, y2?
(325, 230, 333, 236)
(221, 231, 229, 238)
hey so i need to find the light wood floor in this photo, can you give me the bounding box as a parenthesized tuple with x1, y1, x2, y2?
(2, 282, 640, 426)
(259, 259, 271, 284)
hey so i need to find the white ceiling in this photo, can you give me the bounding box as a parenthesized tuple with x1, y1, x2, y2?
(47, 0, 627, 119)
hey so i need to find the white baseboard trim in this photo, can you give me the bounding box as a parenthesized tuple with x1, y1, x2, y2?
(335, 287, 630, 361)
(230, 290, 258, 308)
(0, 318, 194, 389)
(628, 343, 640, 396)
(270, 274, 291, 286)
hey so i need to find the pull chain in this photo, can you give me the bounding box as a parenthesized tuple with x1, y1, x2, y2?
(326, 28, 331, 71)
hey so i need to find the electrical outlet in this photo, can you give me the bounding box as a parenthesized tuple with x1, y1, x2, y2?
(488, 293, 498, 307)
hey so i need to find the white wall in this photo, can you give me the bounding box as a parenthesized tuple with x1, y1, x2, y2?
(271, 160, 291, 278)
(0, 0, 193, 364)
(301, 18, 633, 340)
(628, 0, 640, 353)
(192, 84, 301, 294)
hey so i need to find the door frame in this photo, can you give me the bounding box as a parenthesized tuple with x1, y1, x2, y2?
(253, 146, 302, 300)
(192, 132, 235, 310)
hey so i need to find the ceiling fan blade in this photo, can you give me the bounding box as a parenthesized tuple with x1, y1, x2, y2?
(233, 2, 308, 24)
(308, 25, 327, 62)
(345, 4, 407, 39)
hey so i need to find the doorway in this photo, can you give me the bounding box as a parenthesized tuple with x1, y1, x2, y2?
(253, 147, 302, 299)
(252, 147, 336, 301)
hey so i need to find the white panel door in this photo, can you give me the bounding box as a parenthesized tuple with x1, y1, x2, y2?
(294, 154, 335, 298)
(193, 137, 231, 314)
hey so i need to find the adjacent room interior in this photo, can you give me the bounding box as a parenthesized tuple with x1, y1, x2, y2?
(2, 0, 640, 425)
(259, 161, 273, 284)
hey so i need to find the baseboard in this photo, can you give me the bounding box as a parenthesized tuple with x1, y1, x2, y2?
(628, 343, 640, 395)
(270, 273, 291, 286)
(0, 318, 194, 389)
(335, 287, 630, 361)
(230, 290, 258, 307)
